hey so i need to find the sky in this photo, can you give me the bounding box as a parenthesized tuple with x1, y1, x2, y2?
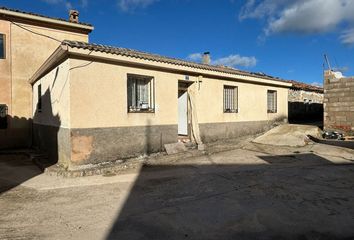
(1, 0, 354, 86)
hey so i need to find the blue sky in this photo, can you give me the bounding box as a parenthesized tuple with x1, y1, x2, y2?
(1, 0, 354, 85)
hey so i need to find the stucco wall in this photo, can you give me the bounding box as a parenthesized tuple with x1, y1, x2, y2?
(0, 18, 88, 149)
(11, 23, 88, 121)
(195, 76, 288, 124)
(32, 59, 71, 166)
(64, 59, 288, 165)
(0, 21, 11, 110)
(69, 59, 288, 128)
(32, 59, 71, 127)
(32, 56, 289, 167)
(0, 21, 25, 148)
(69, 59, 179, 128)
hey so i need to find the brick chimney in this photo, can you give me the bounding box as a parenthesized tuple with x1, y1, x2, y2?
(69, 10, 79, 23)
(202, 52, 210, 65)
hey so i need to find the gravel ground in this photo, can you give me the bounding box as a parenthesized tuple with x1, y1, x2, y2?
(1, 136, 354, 240)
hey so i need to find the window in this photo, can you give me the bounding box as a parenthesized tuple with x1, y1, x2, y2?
(223, 85, 238, 113)
(37, 84, 42, 112)
(0, 34, 5, 59)
(127, 74, 155, 112)
(267, 90, 277, 113)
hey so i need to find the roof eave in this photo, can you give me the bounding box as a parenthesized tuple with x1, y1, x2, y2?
(0, 8, 94, 32)
(66, 47, 292, 88)
(29, 44, 69, 85)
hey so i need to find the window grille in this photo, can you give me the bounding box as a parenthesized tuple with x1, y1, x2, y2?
(267, 90, 277, 113)
(223, 86, 238, 113)
(127, 74, 155, 112)
(0, 34, 5, 59)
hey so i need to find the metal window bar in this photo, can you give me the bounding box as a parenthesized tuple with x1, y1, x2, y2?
(274, 91, 277, 112)
(224, 86, 237, 113)
(0, 34, 5, 59)
(127, 75, 154, 112)
(267, 90, 277, 113)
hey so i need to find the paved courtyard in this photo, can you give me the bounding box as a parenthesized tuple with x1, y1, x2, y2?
(1, 139, 354, 240)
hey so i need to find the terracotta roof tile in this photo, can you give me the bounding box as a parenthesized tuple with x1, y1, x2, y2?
(62, 40, 289, 83)
(287, 80, 323, 93)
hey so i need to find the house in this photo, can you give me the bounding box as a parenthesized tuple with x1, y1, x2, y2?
(287, 80, 324, 123)
(0, 7, 93, 149)
(29, 41, 291, 169)
(324, 70, 354, 134)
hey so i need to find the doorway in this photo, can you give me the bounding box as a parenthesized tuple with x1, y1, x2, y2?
(178, 81, 193, 138)
(178, 90, 188, 136)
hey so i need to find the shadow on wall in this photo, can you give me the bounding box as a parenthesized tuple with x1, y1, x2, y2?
(0, 89, 61, 195)
(32, 88, 61, 166)
(288, 102, 323, 126)
(106, 153, 354, 239)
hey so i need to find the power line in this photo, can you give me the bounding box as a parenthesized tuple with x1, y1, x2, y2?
(10, 21, 62, 43)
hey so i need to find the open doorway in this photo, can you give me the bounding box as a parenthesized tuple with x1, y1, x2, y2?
(178, 90, 188, 135)
(178, 81, 193, 141)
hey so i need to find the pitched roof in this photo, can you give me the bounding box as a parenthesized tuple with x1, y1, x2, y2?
(287, 80, 323, 93)
(0, 6, 92, 27)
(62, 40, 289, 83)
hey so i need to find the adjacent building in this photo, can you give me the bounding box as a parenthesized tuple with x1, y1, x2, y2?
(0, 7, 299, 170)
(0, 7, 93, 149)
(287, 80, 323, 123)
(29, 41, 291, 169)
(324, 70, 354, 134)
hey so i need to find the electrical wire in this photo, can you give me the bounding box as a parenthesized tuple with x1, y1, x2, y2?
(10, 21, 62, 43)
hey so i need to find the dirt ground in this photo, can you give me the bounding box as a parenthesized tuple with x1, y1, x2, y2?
(1, 134, 354, 239)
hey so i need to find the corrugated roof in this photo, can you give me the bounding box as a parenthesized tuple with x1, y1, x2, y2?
(0, 6, 92, 27)
(62, 40, 288, 83)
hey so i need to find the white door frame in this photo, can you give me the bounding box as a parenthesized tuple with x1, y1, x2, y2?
(178, 89, 188, 136)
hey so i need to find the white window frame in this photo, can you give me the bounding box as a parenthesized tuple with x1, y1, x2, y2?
(127, 74, 155, 113)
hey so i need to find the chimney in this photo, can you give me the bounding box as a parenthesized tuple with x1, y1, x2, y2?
(69, 10, 79, 23)
(202, 52, 210, 65)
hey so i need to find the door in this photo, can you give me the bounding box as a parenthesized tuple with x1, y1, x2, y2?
(178, 90, 188, 135)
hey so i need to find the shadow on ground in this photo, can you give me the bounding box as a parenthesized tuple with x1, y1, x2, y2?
(107, 153, 354, 240)
(0, 89, 60, 195)
(0, 153, 42, 194)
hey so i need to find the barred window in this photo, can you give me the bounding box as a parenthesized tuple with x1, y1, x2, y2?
(0, 34, 5, 59)
(267, 90, 277, 113)
(127, 74, 155, 112)
(223, 86, 238, 113)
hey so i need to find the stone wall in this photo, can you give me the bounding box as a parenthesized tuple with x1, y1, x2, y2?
(324, 70, 354, 134)
(288, 89, 323, 103)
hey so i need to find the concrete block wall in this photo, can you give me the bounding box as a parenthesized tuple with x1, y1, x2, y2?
(324, 70, 354, 134)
